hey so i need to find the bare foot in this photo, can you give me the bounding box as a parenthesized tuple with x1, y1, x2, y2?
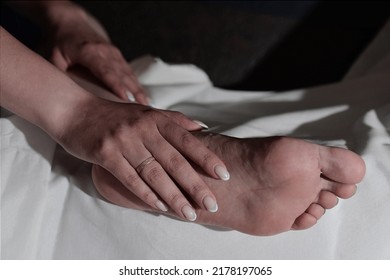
(92, 135, 365, 236)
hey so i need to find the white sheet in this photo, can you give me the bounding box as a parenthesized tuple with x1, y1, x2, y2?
(1, 20, 390, 260)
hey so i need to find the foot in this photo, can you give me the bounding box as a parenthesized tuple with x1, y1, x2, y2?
(92, 135, 365, 236)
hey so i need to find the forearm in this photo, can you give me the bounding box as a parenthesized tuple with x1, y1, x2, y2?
(0, 27, 95, 140)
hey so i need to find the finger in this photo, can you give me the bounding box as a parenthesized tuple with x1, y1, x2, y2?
(121, 72, 149, 105)
(51, 47, 69, 72)
(145, 138, 219, 214)
(120, 141, 200, 220)
(92, 65, 148, 105)
(74, 46, 146, 103)
(160, 110, 209, 131)
(134, 155, 199, 221)
(101, 154, 167, 212)
(89, 48, 149, 105)
(84, 62, 130, 101)
(160, 125, 230, 181)
(124, 137, 217, 216)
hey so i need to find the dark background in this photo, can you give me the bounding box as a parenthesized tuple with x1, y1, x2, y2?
(2, 1, 389, 91)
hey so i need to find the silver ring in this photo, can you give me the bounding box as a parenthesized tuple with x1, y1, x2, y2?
(135, 156, 156, 173)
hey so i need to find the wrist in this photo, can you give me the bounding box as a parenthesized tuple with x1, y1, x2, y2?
(43, 87, 99, 143)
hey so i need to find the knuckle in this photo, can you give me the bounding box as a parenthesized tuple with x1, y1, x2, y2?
(138, 190, 155, 204)
(144, 108, 160, 120)
(160, 121, 175, 135)
(199, 151, 215, 165)
(95, 140, 115, 164)
(101, 66, 112, 76)
(167, 192, 185, 208)
(82, 42, 109, 53)
(165, 153, 186, 173)
(168, 110, 186, 120)
(180, 132, 195, 148)
(123, 172, 142, 188)
(186, 182, 206, 197)
(136, 109, 161, 130)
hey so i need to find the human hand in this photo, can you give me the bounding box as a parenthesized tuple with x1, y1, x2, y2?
(58, 98, 229, 221)
(47, 2, 148, 104)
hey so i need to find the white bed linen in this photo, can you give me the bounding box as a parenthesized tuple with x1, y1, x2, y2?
(1, 21, 390, 260)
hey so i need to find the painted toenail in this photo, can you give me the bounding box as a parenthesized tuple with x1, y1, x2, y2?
(182, 205, 197, 221)
(203, 196, 218, 213)
(215, 165, 230, 181)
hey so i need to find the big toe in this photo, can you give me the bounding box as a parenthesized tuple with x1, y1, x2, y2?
(319, 146, 366, 184)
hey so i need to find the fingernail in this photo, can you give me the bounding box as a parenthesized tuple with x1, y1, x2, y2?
(214, 165, 230, 181)
(203, 196, 218, 213)
(155, 200, 168, 212)
(126, 90, 135, 102)
(182, 205, 197, 221)
(193, 120, 209, 129)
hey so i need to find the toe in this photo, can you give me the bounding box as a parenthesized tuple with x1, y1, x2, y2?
(291, 213, 317, 230)
(319, 146, 366, 184)
(316, 190, 339, 209)
(328, 183, 357, 199)
(306, 203, 325, 220)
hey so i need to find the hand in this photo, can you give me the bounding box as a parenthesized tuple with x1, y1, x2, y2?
(48, 2, 148, 104)
(58, 98, 229, 221)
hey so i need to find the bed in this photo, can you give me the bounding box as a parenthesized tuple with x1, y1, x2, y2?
(1, 20, 390, 260)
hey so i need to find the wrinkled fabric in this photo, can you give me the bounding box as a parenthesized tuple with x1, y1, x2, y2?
(1, 21, 390, 260)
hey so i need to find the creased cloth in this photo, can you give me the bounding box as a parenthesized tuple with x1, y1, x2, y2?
(1, 20, 390, 260)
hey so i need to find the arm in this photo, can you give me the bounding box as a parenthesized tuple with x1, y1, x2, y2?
(0, 26, 90, 137)
(0, 27, 229, 220)
(6, 1, 148, 104)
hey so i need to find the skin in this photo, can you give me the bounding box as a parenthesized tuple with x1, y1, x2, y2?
(2, 1, 366, 234)
(92, 134, 365, 236)
(7, 0, 148, 104)
(0, 27, 229, 222)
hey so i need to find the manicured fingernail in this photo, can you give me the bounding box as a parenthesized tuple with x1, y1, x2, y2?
(155, 200, 168, 212)
(126, 90, 135, 102)
(182, 205, 197, 221)
(214, 165, 230, 181)
(203, 196, 218, 213)
(193, 120, 209, 129)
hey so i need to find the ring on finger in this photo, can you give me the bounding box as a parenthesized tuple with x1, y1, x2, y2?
(136, 156, 156, 174)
